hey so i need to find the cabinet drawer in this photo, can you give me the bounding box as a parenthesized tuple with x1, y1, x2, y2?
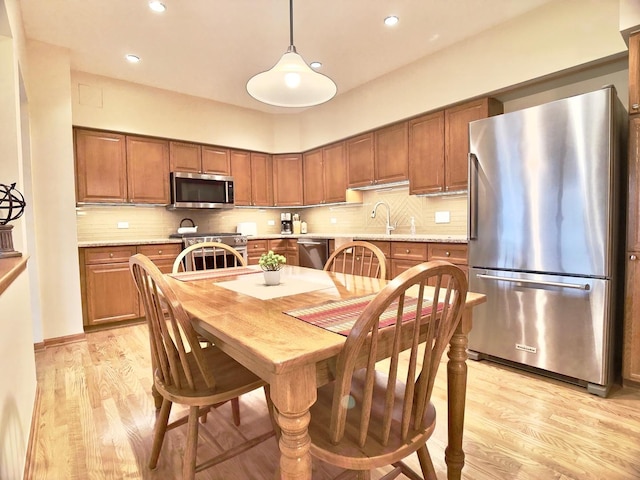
(369, 240, 391, 257)
(249, 239, 269, 252)
(84, 246, 137, 265)
(268, 239, 287, 250)
(428, 243, 467, 265)
(137, 243, 181, 261)
(390, 242, 428, 262)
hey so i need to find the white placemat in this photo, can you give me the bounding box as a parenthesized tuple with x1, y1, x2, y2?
(215, 268, 338, 300)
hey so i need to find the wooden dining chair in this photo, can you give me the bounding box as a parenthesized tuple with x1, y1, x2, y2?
(324, 240, 388, 280)
(129, 253, 275, 479)
(172, 241, 246, 273)
(308, 260, 468, 480)
(172, 241, 247, 425)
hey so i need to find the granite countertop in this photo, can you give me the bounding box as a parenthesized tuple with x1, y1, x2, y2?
(247, 233, 468, 243)
(77, 233, 467, 248)
(78, 238, 184, 248)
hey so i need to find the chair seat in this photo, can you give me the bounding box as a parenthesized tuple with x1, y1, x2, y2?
(155, 344, 265, 406)
(308, 369, 437, 471)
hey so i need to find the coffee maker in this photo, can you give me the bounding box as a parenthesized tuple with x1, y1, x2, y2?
(280, 212, 293, 234)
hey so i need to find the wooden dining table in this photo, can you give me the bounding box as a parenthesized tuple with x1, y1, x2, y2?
(164, 264, 486, 480)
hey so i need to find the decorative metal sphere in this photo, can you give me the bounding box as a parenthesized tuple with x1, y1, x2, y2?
(0, 183, 26, 225)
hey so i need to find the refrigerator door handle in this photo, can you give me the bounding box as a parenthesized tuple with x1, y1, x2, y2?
(476, 273, 591, 291)
(468, 153, 478, 239)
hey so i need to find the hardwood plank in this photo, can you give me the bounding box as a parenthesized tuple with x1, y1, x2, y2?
(31, 323, 640, 479)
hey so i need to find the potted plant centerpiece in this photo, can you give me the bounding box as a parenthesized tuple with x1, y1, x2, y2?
(259, 250, 286, 285)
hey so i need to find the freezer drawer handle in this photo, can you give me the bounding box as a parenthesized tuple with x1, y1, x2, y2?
(476, 274, 590, 290)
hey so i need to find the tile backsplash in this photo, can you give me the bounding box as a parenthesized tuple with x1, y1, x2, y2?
(76, 189, 467, 241)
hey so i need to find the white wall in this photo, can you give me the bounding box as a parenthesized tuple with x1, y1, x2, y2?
(0, 1, 36, 476)
(294, 0, 628, 150)
(8, 0, 635, 346)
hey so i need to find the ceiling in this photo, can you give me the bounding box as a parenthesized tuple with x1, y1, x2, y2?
(18, 0, 554, 114)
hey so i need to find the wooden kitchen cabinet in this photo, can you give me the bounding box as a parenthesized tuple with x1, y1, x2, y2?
(624, 115, 640, 385)
(303, 142, 348, 205)
(408, 111, 445, 195)
(81, 245, 139, 326)
(374, 121, 408, 185)
(247, 238, 269, 265)
(269, 238, 299, 266)
(445, 98, 503, 192)
(230, 150, 252, 206)
(232, 150, 273, 206)
(273, 154, 304, 207)
(126, 136, 170, 204)
(169, 141, 231, 175)
(347, 133, 375, 188)
(75, 129, 128, 203)
(624, 253, 640, 384)
(429, 243, 469, 278)
(390, 241, 428, 278)
(629, 32, 640, 115)
(347, 123, 408, 189)
(169, 141, 200, 172)
(303, 148, 324, 205)
(75, 129, 170, 204)
(251, 152, 273, 206)
(79, 243, 180, 327)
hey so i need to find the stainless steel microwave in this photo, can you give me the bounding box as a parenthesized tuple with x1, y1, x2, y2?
(169, 172, 235, 209)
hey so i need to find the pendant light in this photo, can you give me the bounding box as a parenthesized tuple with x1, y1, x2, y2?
(246, 0, 337, 108)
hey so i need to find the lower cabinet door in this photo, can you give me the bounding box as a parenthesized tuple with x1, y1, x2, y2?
(85, 262, 140, 325)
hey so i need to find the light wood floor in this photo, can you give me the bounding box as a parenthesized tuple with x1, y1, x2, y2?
(31, 323, 640, 479)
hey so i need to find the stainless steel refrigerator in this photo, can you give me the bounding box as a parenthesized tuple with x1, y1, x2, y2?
(467, 86, 626, 396)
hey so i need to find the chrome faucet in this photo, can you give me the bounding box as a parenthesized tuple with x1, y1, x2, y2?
(371, 201, 396, 235)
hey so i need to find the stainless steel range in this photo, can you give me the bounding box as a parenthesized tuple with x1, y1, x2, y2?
(169, 232, 248, 268)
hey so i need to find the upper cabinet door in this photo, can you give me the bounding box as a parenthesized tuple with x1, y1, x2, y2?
(230, 150, 252, 206)
(125, 136, 170, 204)
(169, 141, 201, 173)
(374, 121, 408, 184)
(347, 133, 375, 188)
(75, 129, 127, 203)
(273, 154, 303, 206)
(408, 111, 445, 195)
(628, 116, 640, 252)
(201, 146, 231, 175)
(630, 32, 640, 115)
(303, 149, 324, 205)
(445, 98, 502, 192)
(323, 142, 347, 203)
(250, 152, 273, 207)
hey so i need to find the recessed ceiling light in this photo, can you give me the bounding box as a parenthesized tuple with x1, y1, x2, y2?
(149, 1, 166, 12)
(125, 54, 141, 63)
(310, 62, 322, 69)
(384, 16, 399, 26)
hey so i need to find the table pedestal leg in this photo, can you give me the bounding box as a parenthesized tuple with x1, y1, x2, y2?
(270, 366, 317, 480)
(445, 309, 471, 480)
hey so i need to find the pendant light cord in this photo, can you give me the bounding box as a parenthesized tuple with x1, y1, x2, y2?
(289, 0, 294, 48)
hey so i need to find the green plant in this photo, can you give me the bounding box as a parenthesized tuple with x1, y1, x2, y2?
(258, 250, 286, 271)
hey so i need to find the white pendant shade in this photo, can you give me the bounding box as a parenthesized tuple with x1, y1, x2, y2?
(247, 49, 337, 108)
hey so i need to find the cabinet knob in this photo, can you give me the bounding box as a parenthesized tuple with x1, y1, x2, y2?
(631, 254, 638, 261)
(109, 253, 114, 258)
(633, 103, 640, 110)
(158, 250, 163, 254)
(445, 251, 451, 257)
(406, 249, 410, 254)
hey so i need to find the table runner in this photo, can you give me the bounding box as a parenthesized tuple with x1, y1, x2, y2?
(168, 266, 259, 281)
(285, 294, 442, 336)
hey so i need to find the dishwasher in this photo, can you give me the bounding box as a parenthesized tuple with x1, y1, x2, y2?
(297, 238, 329, 270)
